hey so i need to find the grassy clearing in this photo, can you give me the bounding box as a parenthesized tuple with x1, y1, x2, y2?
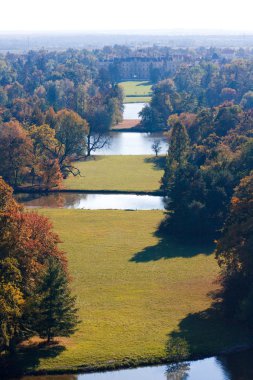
(124, 96, 151, 103)
(64, 156, 164, 193)
(8, 210, 251, 375)
(119, 81, 152, 103)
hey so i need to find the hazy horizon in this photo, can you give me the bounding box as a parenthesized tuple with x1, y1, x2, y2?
(1, 29, 253, 36)
(1, 0, 253, 34)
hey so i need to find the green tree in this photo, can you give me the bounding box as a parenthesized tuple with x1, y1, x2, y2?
(34, 257, 79, 343)
(161, 117, 189, 189)
(168, 117, 190, 165)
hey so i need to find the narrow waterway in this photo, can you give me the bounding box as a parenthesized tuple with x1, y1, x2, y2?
(96, 131, 168, 155)
(15, 193, 165, 210)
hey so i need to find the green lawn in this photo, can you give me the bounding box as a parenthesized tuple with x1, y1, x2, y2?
(64, 156, 164, 193)
(119, 81, 152, 103)
(12, 209, 250, 375)
(123, 96, 152, 103)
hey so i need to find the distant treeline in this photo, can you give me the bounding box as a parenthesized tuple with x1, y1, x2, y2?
(140, 60, 253, 131)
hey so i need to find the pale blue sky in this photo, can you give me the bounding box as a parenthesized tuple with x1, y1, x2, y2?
(1, 0, 253, 33)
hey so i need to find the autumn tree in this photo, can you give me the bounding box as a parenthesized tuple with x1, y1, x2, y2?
(0, 121, 33, 187)
(0, 178, 77, 352)
(215, 172, 253, 321)
(0, 258, 24, 352)
(29, 124, 63, 189)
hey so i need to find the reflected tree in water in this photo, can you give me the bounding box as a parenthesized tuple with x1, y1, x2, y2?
(166, 362, 190, 380)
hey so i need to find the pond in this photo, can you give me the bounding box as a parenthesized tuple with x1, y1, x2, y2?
(123, 103, 146, 119)
(96, 132, 168, 155)
(15, 193, 165, 210)
(14, 349, 253, 380)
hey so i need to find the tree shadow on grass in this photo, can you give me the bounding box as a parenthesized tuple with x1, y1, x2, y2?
(166, 306, 253, 364)
(130, 233, 214, 263)
(0, 342, 66, 377)
(144, 156, 166, 171)
(136, 81, 152, 87)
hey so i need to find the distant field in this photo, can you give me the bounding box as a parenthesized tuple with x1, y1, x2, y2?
(124, 96, 152, 103)
(32, 209, 227, 373)
(119, 81, 152, 103)
(64, 155, 164, 193)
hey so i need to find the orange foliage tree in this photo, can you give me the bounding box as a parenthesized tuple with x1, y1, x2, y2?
(0, 178, 68, 350)
(215, 172, 253, 320)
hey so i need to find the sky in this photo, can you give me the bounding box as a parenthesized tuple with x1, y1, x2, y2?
(1, 0, 253, 34)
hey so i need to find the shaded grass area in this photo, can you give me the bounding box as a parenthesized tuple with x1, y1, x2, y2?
(119, 81, 152, 103)
(64, 156, 164, 193)
(167, 307, 253, 361)
(3, 210, 251, 376)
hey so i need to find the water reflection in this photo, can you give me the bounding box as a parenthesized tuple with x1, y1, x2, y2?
(123, 103, 146, 120)
(96, 132, 168, 155)
(15, 193, 165, 210)
(18, 353, 253, 380)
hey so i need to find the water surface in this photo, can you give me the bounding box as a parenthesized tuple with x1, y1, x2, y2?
(16, 193, 165, 210)
(96, 132, 168, 155)
(123, 103, 146, 119)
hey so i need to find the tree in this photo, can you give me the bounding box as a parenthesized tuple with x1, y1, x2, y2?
(0, 258, 24, 353)
(34, 257, 79, 343)
(162, 117, 190, 189)
(151, 140, 162, 157)
(215, 172, 253, 321)
(55, 109, 88, 175)
(0, 121, 33, 187)
(240, 91, 253, 110)
(0, 178, 78, 352)
(167, 117, 190, 165)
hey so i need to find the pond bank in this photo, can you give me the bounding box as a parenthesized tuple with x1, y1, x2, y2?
(2, 344, 253, 378)
(15, 188, 164, 196)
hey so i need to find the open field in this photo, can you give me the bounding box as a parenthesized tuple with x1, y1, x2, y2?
(119, 81, 152, 103)
(64, 156, 164, 193)
(123, 96, 151, 103)
(10, 209, 251, 375)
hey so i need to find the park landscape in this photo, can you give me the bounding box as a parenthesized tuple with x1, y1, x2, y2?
(0, 30, 253, 380)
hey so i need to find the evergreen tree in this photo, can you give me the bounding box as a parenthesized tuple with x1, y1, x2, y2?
(168, 118, 190, 165)
(34, 257, 79, 343)
(161, 118, 189, 189)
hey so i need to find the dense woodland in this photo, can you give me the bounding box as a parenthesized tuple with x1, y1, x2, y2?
(150, 61, 253, 325)
(140, 60, 253, 130)
(0, 50, 123, 188)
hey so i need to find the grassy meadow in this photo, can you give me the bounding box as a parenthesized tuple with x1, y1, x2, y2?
(119, 81, 152, 103)
(64, 156, 164, 193)
(15, 209, 250, 374)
